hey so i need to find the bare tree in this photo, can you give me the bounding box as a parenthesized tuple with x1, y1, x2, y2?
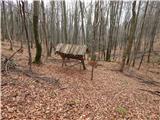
(79, 0, 86, 44)
(86, 2, 93, 49)
(21, 1, 32, 71)
(62, 1, 68, 43)
(72, 1, 79, 44)
(147, 2, 160, 63)
(41, 1, 49, 58)
(132, 1, 148, 67)
(49, 1, 55, 56)
(120, 1, 137, 71)
(2, 0, 13, 50)
(33, 1, 42, 64)
(92, 1, 99, 59)
(106, 1, 115, 61)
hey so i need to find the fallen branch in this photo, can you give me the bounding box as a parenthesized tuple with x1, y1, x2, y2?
(14, 68, 61, 87)
(4, 47, 22, 64)
(2, 48, 22, 73)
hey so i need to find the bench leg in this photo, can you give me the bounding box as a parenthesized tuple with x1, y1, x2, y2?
(81, 60, 86, 70)
(62, 58, 65, 67)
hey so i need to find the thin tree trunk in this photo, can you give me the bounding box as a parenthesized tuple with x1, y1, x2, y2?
(147, 3, 160, 63)
(86, 2, 93, 49)
(18, 1, 24, 50)
(79, 0, 86, 44)
(21, 1, 32, 71)
(126, 1, 137, 65)
(41, 1, 49, 58)
(106, 1, 115, 61)
(120, 1, 137, 71)
(49, 1, 55, 56)
(113, 1, 123, 60)
(9, 1, 14, 40)
(72, 1, 78, 44)
(62, 1, 68, 43)
(92, 1, 99, 59)
(1, 1, 5, 41)
(56, 2, 60, 44)
(132, 1, 147, 67)
(2, 0, 13, 50)
(104, 6, 109, 60)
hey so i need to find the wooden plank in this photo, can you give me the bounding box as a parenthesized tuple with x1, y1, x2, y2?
(77, 46, 83, 55)
(81, 45, 87, 55)
(75, 46, 80, 55)
(76, 46, 82, 55)
(73, 46, 80, 55)
(59, 44, 64, 53)
(56, 43, 63, 52)
(69, 45, 76, 55)
(56, 43, 87, 56)
(60, 44, 67, 53)
(65, 44, 72, 54)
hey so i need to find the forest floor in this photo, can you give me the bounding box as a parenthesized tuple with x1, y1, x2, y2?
(1, 42, 160, 120)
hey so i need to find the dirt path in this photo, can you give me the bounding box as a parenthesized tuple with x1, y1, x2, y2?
(1, 42, 160, 119)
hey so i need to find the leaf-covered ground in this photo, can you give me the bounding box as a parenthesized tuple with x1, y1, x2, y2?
(1, 42, 160, 120)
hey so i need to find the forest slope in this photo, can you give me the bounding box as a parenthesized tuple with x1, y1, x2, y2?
(1, 42, 160, 120)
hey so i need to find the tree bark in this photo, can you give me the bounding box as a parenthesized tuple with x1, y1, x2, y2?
(92, 1, 99, 59)
(79, 0, 86, 44)
(2, 0, 13, 50)
(106, 1, 115, 61)
(62, 1, 68, 43)
(147, 3, 160, 63)
(120, 1, 137, 71)
(132, 1, 147, 67)
(41, 1, 49, 58)
(33, 1, 42, 64)
(126, 1, 137, 65)
(72, 1, 78, 44)
(21, 1, 32, 71)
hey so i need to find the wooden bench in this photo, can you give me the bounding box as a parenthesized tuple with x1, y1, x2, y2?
(55, 43, 88, 70)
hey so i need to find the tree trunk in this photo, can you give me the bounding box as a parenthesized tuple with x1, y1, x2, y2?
(92, 1, 99, 59)
(106, 1, 115, 61)
(79, 1, 86, 44)
(62, 1, 68, 43)
(18, 1, 24, 50)
(21, 1, 32, 71)
(9, 1, 14, 40)
(132, 1, 147, 67)
(86, 2, 93, 49)
(1, 1, 5, 41)
(72, 1, 78, 44)
(120, 1, 137, 71)
(56, 2, 60, 44)
(49, 1, 55, 56)
(41, 1, 50, 58)
(126, 2, 137, 65)
(147, 3, 160, 63)
(2, 0, 13, 50)
(33, 1, 42, 64)
(113, 1, 123, 60)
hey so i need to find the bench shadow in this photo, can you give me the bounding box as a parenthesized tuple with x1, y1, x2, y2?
(123, 71, 160, 87)
(13, 68, 61, 87)
(139, 89, 160, 97)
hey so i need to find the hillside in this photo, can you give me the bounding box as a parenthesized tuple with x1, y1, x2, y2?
(1, 42, 160, 120)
